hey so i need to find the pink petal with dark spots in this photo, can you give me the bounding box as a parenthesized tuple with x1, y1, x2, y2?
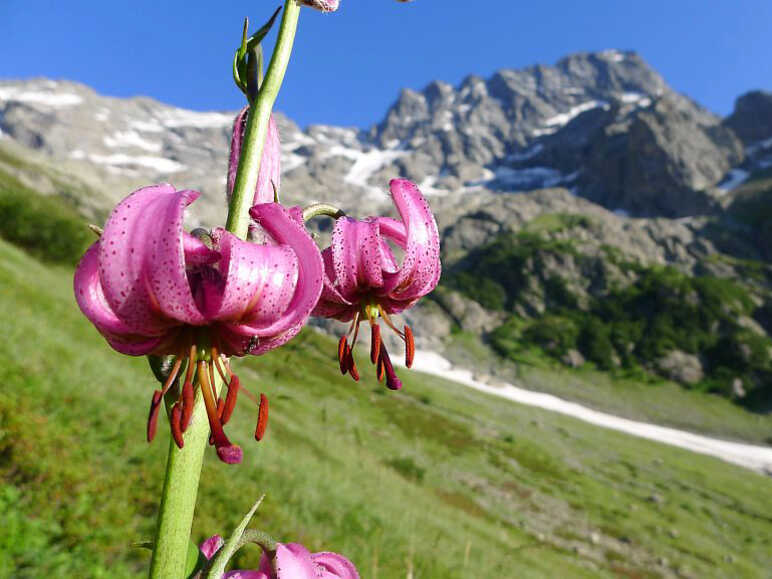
(98, 184, 206, 329)
(205, 228, 299, 323)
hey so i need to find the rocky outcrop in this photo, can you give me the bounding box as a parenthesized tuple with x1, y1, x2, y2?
(725, 90, 772, 145)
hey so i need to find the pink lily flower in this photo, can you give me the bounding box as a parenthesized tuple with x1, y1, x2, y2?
(73, 184, 322, 463)
(299, 0, 340, 12)
(201, 536, 359, 579)
(227, 108, 281, 207)
(312, 179, 441, 389)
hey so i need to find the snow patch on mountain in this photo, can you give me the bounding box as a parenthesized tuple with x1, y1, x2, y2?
(104, 130, 162, 153)
(718, 168, 749, 192)
(88, 153, 186, 173)
(0, 87, 83, 108)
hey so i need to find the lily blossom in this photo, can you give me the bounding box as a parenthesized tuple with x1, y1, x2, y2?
(228, 108, 281, 206)
(201, 535, 359, 579)
(312, 179, 441, 388)
(74, 184, 323, 463)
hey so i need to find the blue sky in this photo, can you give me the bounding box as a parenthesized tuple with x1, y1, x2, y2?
(2, 1, 771, 128)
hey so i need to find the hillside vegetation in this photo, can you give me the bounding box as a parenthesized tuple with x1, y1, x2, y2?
(1, 181, 772, 577)
(444, 212, 772, 411)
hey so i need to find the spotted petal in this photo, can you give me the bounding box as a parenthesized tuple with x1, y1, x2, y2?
(98, 185, 207, 330)
(237, 203, 323, 338)
(204, 228, 299, 324)
(312, 551, 361, 579)
(380, 179, 441, 301)
(329, 218, 387, 300)
(73, 244, 162, 355)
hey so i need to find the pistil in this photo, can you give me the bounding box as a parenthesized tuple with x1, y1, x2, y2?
(197, 360, 243, 464)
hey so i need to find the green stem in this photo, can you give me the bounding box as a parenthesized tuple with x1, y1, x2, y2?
(148, 378, 222, 579)
(148, 3, 301, 577)
(302, 203, 346, 222)
(226, 0, 301, 239)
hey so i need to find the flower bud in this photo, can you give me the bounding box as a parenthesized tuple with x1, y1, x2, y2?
(227, 107, 281, 206)
(300, 0, 340, 12)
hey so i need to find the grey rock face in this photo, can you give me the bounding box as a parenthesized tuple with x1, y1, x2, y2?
(579, 94, 743, 216)
(725, 90, 772, 144)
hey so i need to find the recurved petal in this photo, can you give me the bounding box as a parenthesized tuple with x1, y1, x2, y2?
(183, 232, 219, 266)
(274, 543, 317, 577)
(381, 179, 441, 301)
(205, 228, 299, 323)
(244, 203, 323, 338)
(98, 185, 207, 330)
(74, 243, 163, 354)
(312, 552, 360, 579)
(200, 535, 224, 560)
(217, 317, 304, 357)
(329, 218, 387, 299)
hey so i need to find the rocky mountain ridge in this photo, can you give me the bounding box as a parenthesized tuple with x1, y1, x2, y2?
(3, 52, 772, 403)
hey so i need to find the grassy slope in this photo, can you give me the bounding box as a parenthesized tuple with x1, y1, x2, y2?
(1, 239, 772, 578)
(445, 331, 772, 445)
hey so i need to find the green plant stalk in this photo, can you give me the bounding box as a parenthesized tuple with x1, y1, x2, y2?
(226, 0, 301, 240)
(148, 377, 222, 579)
(148, 2, 301, 577)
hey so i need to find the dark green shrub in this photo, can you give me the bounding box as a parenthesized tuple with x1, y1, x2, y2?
(0, 171, 91, 265)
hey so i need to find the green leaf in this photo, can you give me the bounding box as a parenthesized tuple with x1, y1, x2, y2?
(204, 495, 265, 579)
(185, 539, 208, 579)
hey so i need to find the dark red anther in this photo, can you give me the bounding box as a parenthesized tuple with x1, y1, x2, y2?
(347, 345, 360, 382)
(338, 336, 348, 374)
(380, 345, 403, 391)
(370, 324, 381, 365)
(221, 375, 240, 425)
(147, 390, 163, 443)
(404, 325, 415, 369)
(170, 402, 184, 449)
(255, 393, 269, 441)
(181, 379, 194, 432)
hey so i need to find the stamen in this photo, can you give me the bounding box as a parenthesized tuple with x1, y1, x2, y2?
(350, 310, 362, 347)
(216, 397, 225, 420)
(170, 402, 184, 449)
(147, 390, 163, 443)
(181, 378, 194, 432)
(378, 306, 405, 339)
(338, 336, 349, 374)
(255, 393, 269, 441)
(376, 346, 386, 382)
(404, 325, 415, 369)
(370, 324, 381, 365)
(198, 361, 242, 464)
(347, 345, 360, 381)
(346, 310, 361, 338)
(221, 374, 240, 425)
(147, 353, 185, 443)
(213, 354, 230, 385)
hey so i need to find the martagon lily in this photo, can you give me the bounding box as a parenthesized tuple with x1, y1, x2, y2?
(312, 179, 441, 389)
(201, 535, 359, 579)
(73, 184, 323, 463)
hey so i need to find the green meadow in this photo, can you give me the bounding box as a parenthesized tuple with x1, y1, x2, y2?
(2, 234, 772, 578)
